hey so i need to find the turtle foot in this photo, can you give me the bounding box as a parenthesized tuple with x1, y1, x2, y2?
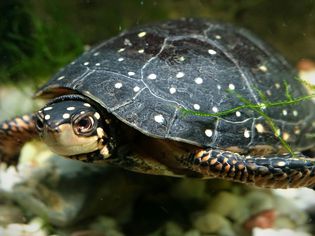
(182, 148, 315, 189)
(0, 114, 37, 167)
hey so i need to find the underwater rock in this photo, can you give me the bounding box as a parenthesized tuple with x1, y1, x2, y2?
(206, 191, 245, 220)
(0, 142, 145, 226)
(192, 212, 234, 235)
(253, 227, 311, 236)
(0, 202, 26, 226)
(163, 221, 184, 236)
(0, 218, 47, 236)
(243, 209, 276, 230)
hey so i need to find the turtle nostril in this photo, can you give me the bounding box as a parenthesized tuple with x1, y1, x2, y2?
(35, 117, 44, 131)
(52, 126, 60, 133)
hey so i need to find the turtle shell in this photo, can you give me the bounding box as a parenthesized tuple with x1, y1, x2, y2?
(36, 18, 315, 152)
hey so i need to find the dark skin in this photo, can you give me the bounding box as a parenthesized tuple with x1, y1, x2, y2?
(0, 114, 36, 165)
(1, 94, 315, 189)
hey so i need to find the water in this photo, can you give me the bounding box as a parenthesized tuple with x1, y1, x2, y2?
(0, 1, 315, 235)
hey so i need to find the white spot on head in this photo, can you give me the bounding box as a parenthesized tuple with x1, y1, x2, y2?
(258, 65, 268, 72)
(57, 76, 65, 81)
(93, 52, 100, 56)
(228, 84, 235, 90)
(45, 115, 51, 120)
(63, 113, 70, 119)
(235, 111, 241, 117)
(117, 48, 125, 53)
(282, 109, 288, 116)
(128, 71, 135, 76)
(94, 112, 101, 120)
(138, 31, 147, 38)
(205, 129, 213, 137)
(133, 86, 140, 92)
(217, 85, 221, 90)
(118, 57, 124, 62)
(176, 72, 185, 78)
(194, 77, 203, 84)
(84, 103, 91, 107)
(193, 104, 200, 110)
(293, 110, 298, 116)
(169, 87, 176, 94)
(179, 56, 185, 61)
(44, 106, 53, 111)
(84, 62, 89, 66)
(138, 49, 144, 53)
(95, 63, 101, 66)
(244, 129, 250, 138)
(154, 114, 164, 124)
(212, 107, 218, 113)
(67, 107, 75, 111)
(215, 35, 222, 39)
(148, 73, 157, 80)
(114, 82, 123, 89)
(208, 49, 217, 55)
(255, 123, 265, 133)
(275, 83, 281, 89)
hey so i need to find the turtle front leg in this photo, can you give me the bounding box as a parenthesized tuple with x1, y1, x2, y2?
(178, 149, 315, 189)
(0, 114, 37, 166)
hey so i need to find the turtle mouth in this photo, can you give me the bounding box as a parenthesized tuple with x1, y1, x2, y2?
(38, 122, 113, 162)
(40, 123, 101, 157)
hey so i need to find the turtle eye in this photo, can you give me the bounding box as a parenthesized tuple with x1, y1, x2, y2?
(35, 116, 44, 131)
(73, 115, 96, 135)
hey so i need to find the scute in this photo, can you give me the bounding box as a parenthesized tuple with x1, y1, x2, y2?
(35, 18, 315, 151)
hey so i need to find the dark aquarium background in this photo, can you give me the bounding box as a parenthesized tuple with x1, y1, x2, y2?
(1, 0, 315, 85)
(0, 1, 315, 236)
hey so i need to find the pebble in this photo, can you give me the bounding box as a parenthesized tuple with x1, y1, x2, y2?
(0, 204, 25, 226)
(192, 212, 233, 235)
(253, 228, 311, 236)
(184, 229, 201, 236)
(164, 221, 184, 236)
(207, 191, 244, 218)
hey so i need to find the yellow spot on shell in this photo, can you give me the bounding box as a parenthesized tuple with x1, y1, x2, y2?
(282, 132, 290, 141)
(94, 112, 101, 120)
(255, 123, 265, 133)
(258, 65, 268, 72)
(138, 31, 147, 38)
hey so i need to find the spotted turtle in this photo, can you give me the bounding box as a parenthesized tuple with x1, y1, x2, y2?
(1, 18, 315, 188)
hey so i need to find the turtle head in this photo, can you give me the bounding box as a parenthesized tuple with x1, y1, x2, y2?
(35, 95, 116, 161)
